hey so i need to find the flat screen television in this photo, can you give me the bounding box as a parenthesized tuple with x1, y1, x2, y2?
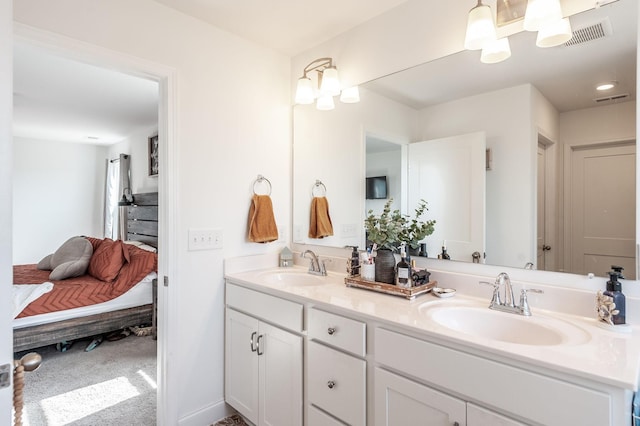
(366, 176, 388, 199)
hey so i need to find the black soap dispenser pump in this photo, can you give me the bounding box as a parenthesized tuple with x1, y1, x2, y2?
(604, 265, 626, 325)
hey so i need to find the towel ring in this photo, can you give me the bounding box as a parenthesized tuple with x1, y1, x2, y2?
(312, 179, 327, 197)
(253, 175, 272, 196)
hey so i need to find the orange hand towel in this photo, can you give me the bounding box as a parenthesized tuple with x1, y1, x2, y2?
(309, 196, 334, 239)
(248, 194, 279, 243)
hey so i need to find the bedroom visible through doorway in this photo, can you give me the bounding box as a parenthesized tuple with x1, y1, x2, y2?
(12, 37, 162, 423)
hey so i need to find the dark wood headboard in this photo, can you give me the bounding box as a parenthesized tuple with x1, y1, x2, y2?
(127, 192, 158, 247)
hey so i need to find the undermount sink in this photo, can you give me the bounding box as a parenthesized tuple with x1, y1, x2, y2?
(256, 269, 325, 286)
(423, 304, 591, 346)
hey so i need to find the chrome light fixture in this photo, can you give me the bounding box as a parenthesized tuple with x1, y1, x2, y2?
(465, 0, 573, 64)
(294, 57, 360, 110)
(464, 0, 497, 50)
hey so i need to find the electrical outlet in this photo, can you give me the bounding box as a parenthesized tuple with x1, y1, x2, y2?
(188, 228, 223, 251)
(277, 223, 287, 242)
(341, 224, 358, 238)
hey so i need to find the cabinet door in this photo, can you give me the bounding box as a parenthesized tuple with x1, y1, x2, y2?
(467, 403, 526, 426)
(375, 368, 466, 426)
(259, 321, 303, 426)
(225, 308, 260, 425)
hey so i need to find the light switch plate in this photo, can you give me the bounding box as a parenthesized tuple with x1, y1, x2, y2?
(188, 228, 223, 250)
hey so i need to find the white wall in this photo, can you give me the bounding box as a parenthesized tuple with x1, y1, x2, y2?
(417, 85, 535, 267)
(292, 86, 415, 248)
(559, 101, 636, 146)
(12, 137, 106, 263)
(14, 0, 290, 424)
(0, 0, 13, 420)
(108, 125, 159, 194)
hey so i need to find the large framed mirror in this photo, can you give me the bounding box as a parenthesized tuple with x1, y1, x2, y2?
(293, 0, 636, 278)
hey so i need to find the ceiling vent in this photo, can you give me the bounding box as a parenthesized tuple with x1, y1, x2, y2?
(593, 93, 629, 103)
(565, 17, 613, 47)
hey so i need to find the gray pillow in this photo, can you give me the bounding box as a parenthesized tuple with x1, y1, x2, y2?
(37, 236, 94, 280)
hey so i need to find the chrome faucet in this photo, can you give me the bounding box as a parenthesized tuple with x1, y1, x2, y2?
(301, 250, 326, 276)
(480, 272, 543, 316)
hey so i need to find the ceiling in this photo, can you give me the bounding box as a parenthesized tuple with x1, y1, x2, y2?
(151, 0, 411, 56)
(12, 0, 636, 145)
(13, 41, 159, 145)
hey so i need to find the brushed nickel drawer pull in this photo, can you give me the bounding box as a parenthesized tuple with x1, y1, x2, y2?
(250, 331, 257, 352)
(327, 327, 336, 335)
(327, 380, 336, 389)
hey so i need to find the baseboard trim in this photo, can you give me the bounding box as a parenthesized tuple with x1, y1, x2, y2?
(178, 399, 234, 426)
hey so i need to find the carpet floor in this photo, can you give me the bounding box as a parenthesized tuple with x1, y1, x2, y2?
(15, 334, 157, 426)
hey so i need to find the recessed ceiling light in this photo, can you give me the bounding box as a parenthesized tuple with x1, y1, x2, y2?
(596, 81, 617, 91)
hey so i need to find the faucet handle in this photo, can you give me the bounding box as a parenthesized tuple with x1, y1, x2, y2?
(479, 281, 501, 306)
(520, 288, 543, 316)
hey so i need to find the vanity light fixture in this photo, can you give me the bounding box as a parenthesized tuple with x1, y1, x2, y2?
(464, 0, 497, 51)
(465, 0, 574, 63)
(294, 57, 360, 110)
(481, 37, 512, 64)
(523, 0, 564, 31)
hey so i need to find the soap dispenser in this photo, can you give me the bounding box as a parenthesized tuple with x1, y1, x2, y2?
(603, 266, 626, 325)
(346, 246, 360, 277)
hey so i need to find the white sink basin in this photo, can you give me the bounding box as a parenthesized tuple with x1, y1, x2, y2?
(423, 304, 591, 346)
(256, 269, 325, 286)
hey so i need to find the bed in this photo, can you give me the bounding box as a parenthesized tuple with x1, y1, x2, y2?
(12, 192, 159, 353)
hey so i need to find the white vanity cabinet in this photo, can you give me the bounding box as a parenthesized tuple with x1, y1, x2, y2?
(307, 307, 367, 426)
(374, 368, 524, 426)
(374, 327, 611, 426)
(225, 283, 303, 426)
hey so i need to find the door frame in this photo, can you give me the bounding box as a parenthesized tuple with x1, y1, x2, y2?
(13, 23, 179, 425)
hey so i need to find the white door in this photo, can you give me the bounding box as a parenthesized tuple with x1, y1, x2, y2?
(408, 132, 486, 261)
(569, 142, 636, 278)
(225, 308, 260, 424)
(259, 322, 302, 426)
(374, 368, 466, 426)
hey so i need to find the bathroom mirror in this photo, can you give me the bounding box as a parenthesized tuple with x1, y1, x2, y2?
(292, 1, 637, 277)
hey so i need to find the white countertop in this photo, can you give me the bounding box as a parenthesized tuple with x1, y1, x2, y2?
(225, 266, 640, 391)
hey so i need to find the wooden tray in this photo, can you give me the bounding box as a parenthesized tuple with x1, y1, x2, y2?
(344, 276, 437, 300)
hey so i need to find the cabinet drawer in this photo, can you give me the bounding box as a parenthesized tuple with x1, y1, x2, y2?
(226, 282, 303, 332)
(308, 307, 366, 357)
(308, 341, 366, 426)
(375, 327, 611, 426)
(308, 404, 347, 426)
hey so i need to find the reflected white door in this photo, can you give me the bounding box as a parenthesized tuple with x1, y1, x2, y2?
(408, 132, 486, 261)
(569, 142, 636, 278)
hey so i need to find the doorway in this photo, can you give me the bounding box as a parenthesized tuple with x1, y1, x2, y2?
(12, 24, 177, 424)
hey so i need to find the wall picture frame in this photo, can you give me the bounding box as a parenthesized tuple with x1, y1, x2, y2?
(148, 134, 159, 176)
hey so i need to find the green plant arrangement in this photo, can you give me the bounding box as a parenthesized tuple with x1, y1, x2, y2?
(364, 198, 436, 251)
(402, 199, 436, 251)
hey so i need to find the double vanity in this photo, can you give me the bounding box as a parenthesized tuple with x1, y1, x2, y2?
(224, 255, 640, 426)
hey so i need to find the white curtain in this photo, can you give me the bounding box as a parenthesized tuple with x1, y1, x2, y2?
(104, 159, 120, 239)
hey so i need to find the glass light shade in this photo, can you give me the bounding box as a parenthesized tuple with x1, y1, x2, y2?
(524, 0, 563, 32)
(320, 67, 341, 96)
(316, 94, 335, 110)
(340, 86, 360, 103)
(464, 2, 497, 51)
(481, 37, 511, 64)
(295, 76, 315, 104)
(536, 17, 572, 48)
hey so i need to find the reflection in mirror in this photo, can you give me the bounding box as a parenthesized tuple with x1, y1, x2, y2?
(292, 1, 636, 277)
